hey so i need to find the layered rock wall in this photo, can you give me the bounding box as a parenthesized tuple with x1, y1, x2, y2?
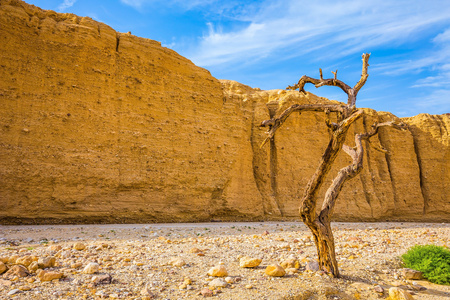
(0, 0, 449, 223)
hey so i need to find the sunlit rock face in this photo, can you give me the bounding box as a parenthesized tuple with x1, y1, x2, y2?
(0, 0, 448, 223)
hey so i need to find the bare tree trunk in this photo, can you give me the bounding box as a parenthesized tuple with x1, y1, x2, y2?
(310, 121, 406, 275)
(299, 110, 363, 277)
(261, 53, 406, 277)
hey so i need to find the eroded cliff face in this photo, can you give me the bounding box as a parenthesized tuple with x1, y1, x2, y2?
(0, 0, 264, 223)
(221, 81, 449, 222)
(0, 0, 448, 223)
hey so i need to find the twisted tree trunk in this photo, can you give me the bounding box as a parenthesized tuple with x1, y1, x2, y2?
(261, 53, 405, 277)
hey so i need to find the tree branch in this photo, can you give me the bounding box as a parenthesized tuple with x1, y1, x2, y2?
(353, 53, 371, 97)
(259, 104, 348, 148)
(318, 120, 406, 221)
(342, 144, 356, 160)
(287, 74, 352, 96)
(286, 53, 371, 108)
(300, 109, 364, 223)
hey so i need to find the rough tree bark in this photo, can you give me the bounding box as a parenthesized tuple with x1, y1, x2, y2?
(260, 54, 405, 277)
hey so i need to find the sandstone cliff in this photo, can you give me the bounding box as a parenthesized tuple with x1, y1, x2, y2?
(0, 0, 449, 223)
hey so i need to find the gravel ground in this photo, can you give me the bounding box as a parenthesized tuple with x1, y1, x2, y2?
(0, 222, 449, 300)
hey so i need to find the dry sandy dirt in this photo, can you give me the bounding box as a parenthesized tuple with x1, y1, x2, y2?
(0, 222, 449, 299)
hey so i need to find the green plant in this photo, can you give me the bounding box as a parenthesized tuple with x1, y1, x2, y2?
(401, 245, 450, 285)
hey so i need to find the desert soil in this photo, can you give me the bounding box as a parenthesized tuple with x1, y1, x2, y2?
(0, 222, 449, 300)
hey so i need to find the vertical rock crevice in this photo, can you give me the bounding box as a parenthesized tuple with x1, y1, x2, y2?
(361, 117, 373, 204)
(409, 127, 428, 215)
(266, 101, 283, 216)
(248, 96, 283, 218)
(377, 129, 398, 215)
(249, 100, 268, 215)
(115, 33, 120, 52)
(269, 137, 282, 215)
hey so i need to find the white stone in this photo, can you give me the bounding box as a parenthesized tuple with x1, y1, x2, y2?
(209, 278, 228, 288)
(83, 262, 99, 274)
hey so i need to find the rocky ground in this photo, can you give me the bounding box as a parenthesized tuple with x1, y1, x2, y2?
(0, 222, 449, 300)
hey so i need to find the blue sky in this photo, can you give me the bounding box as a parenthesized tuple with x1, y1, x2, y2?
(26, 0, 450, 117)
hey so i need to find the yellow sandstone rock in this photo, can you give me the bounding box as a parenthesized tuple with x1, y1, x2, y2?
(388, 287, 414, 300)
(4, 265, 29, 278)
(28, 261, 39, 273)
(37, 270, 63, 282)
(38, 257, 56, 269)
(239, 257, 262, 268)
(265, 264, 286, 277)
(280, 258, 300, 269)
(0, 262, 6, 274)
(15, 256, 34, 267)
(73, 243, 86, 251)
(169, 258, 186, 267)
(8, 255, 19, 264)
(207, 265, 228, 277)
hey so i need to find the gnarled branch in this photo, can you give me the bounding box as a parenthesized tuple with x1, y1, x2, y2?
(320, 120, 407, 222)
(260, 53, 377, 278)
(287, 53, 370, 108)
(287, 74, 352, 96)
(352, 53, 371, 100)
(259, 104, 348, 148)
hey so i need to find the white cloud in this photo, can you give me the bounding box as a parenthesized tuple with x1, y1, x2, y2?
(120, 0, 219, 11)
(433, 29, 450, 43)
(409, 89, 450, 115)
(119, 0, 450, 116)
(187, 0, 450, 68)
(412, 71, 450, 88)
(57, 0, 76, 12)
(119, 0, 146, 9)
(374, 25, 450, 91)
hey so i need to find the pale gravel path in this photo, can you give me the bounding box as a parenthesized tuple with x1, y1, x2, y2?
(0, 222, 449, 299)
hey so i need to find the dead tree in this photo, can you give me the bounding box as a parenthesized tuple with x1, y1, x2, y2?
(260, 53, 405, 277)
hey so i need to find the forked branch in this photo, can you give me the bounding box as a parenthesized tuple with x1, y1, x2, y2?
(259, 103, 348, 148)
(287, 53, 370, 107)
(320, 120, 407, 221)
(259, 53, 376, 278)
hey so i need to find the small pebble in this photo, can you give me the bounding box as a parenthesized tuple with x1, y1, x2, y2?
(83, 262, 100, 274)
(8, 289, 21, 295)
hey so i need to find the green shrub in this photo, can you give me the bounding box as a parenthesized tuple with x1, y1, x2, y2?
(401, 245, 450, 285)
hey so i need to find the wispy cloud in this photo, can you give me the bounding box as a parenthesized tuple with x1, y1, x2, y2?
(181, 0, 450, 116)
(57, 0, 76, 12)
(369, 24, 450, 116)
(188, 0, 450, 68)
(403, 89, 450, 116)
(120, 0, 219, 11)
(373, 28, 450, 77)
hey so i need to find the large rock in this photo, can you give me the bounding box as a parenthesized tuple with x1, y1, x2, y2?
(265, 264, 286, 277)
(402, 268, 423, 280)
(15, 256, 34, 267)
(0, 261, 6, 274)
(239, 257, 262, 268)
(37, 270, 63, 282)
(388, 287, 414, 300)
(0, 0, 449, 224)
(83, 262, 99, 274)
(73, 243, 86, 251)
(207, 265, 228, 277)
(3, 265, 28, 278)
(38, 257, 56, 268)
